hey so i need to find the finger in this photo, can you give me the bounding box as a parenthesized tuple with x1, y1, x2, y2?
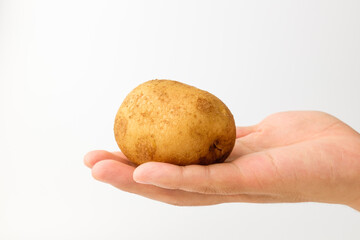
(236, 126, 255, 138)
(84, 150, 135, 168)
(91, 160, 285, 205)
(133, 161, 252, 195)
(92, 159, 228, 206)
(231, 126, 263, 158)
(133, 149, 296, 196)
(226, 138, 258, 162)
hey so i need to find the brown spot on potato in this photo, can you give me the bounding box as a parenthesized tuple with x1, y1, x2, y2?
(135, 137, 156, 164)
(115, 116, 127, 137)
(151, 84, 171, 103)
(157, 91, 170, 103)
(197, 139, 230, 165)
(198, 156, 213, 165)
(196, 97, 214, 113)
(132, 93, 144, 105)
(141, 112, 149, 117)
(189, 126, 205, 139)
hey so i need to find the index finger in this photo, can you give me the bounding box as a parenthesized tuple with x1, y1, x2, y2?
(133, 161, 249, 195)
(84, 150, 136, 168)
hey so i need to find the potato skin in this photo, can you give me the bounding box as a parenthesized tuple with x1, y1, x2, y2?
(114, 80, 236, 165)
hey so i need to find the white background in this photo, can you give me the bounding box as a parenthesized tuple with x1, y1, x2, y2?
(1, 0, 360, 239)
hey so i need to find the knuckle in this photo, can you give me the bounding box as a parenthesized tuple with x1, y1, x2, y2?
(197, 166, 218, 194)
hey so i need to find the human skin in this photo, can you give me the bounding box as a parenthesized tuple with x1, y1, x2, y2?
(84, 111, 360, 211)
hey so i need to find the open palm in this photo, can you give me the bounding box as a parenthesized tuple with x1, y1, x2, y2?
(84, 111, 360, 210)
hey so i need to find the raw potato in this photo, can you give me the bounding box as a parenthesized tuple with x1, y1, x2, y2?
(114, 80, 236, 165)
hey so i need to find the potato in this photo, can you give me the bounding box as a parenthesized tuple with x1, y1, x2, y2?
(114, 80, 236, 165)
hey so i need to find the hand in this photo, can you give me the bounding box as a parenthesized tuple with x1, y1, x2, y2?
(84, 111, 360, 210)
